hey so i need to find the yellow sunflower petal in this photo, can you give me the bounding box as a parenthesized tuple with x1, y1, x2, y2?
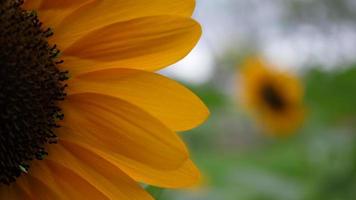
(59, 133, 201, 188)
(23, 0, 42, 10)
(34, 0, 92, 32)
(59, 93, 189, 170)
(16, 175, 62, 200)
(32, 161, 109, 200)
(0, 183, 31, 200)
(27, 161, 75, 199)
(61, 16, 201, 72)
(52, 0, 194, 47)
(68, 69, 209, 131)
(24, 0, 89, 26)
(102, 154, 202, 188)
(60, 0, 195, 21)
(44, 141, 153, 200)
(38, 0, 91, 10)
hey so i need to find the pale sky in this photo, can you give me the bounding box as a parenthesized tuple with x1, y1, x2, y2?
(162, 0, 356, 84)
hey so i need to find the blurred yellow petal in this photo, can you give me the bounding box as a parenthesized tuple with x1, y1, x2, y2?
(68, 69, 209, 131)
(61, 16, 201, 72)
(241, 57, 305, 134)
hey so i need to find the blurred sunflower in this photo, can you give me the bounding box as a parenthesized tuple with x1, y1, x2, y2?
(0, 0, 209, 199)
(240, 57, 304, 135)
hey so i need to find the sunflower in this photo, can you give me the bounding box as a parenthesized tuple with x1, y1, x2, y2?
(0, 0, 209, 199)
(240, 57, 304, 135)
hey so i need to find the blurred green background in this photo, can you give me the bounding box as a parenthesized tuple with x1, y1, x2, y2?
(158, 0, 356, 199)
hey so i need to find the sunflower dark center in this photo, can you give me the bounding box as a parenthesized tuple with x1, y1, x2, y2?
(260, 82, 286, 111)
(0, 0, 67, 184)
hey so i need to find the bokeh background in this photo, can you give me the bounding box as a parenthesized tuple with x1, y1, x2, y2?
(160, 0, 356, 199)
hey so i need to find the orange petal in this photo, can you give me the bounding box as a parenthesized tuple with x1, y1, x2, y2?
(59, 93, 201, 188)
(46, 161, 110, 200)
(38, 0, 92, 10)
(26, 161, 74, 199)
(35, 0, 93, 32)
(68, 69, 209, 131)
(59, 133, 201, 188)
(59, 93, 189, 170)
(54, 0, 195, 48)
(16, 175, 62, 200)
(103, 154, 202, 188)
(0, 183, 32, 200)
(44, 141, 153, 200)
(61, 16, 201, 72)
(23, 0, 42, 10)
(29, 161, 109, 200)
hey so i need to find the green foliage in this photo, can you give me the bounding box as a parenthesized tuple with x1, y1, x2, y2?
(187, 83, 229, 110)
(146, 186, 164, 200)
(305, 67, 356, 124)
